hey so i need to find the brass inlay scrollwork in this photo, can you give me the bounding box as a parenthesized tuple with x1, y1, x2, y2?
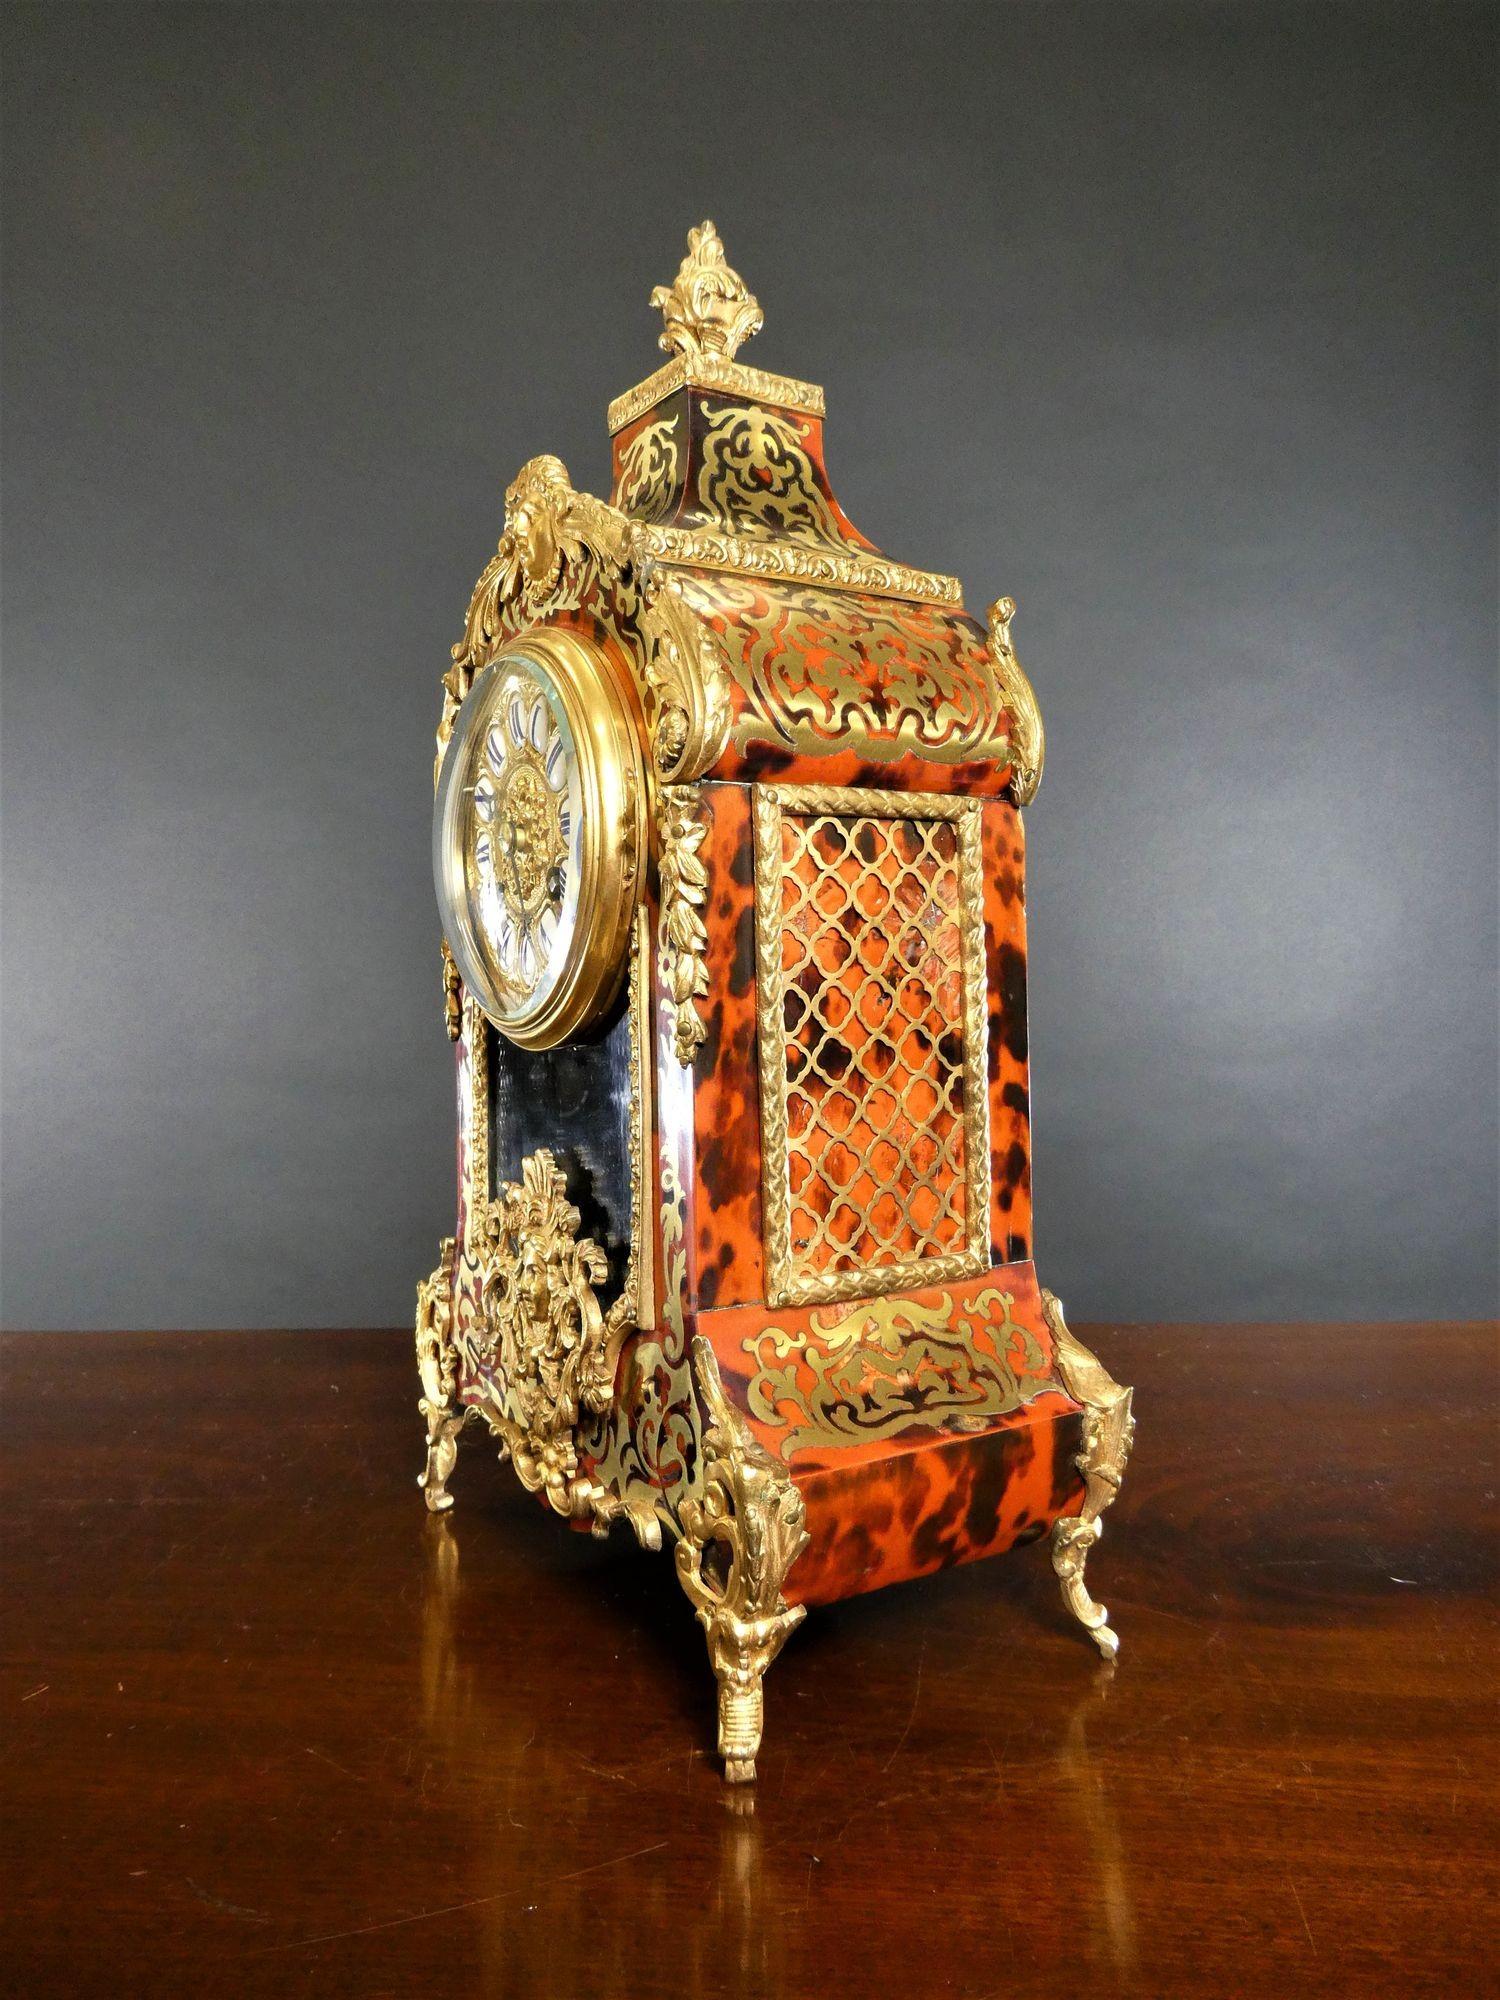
(695, 399, 850, 551)
(754, 784, 992, 1308)
(676, 1337, 808, 1783)
(1045, 1290, 1135, 1660)
(679, 574, 1006, 764)
(986, 595, 1045, 806)
(577, 1137, 699, 1546)
(613, 412, 682, 521)
(744, 1288, 1050, 1460)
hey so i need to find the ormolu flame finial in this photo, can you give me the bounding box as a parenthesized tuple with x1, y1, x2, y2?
(649, 221, 764, 364)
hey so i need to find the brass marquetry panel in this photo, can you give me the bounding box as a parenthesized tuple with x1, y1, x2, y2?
(754, 785, 991, 1308)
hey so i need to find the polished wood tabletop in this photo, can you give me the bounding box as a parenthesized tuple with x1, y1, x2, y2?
(2, 1322, 1493, 1997)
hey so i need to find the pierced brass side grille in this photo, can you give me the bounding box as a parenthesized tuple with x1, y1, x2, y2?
(753, 785, 991, 1307)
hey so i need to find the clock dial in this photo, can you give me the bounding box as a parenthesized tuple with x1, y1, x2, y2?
(434, 632, 642, 1049)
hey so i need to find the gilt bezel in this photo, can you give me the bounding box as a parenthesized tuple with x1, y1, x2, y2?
(434, 626, 644, 1050)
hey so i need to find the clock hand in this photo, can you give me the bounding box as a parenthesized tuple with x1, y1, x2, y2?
(506, 818, 533, 946)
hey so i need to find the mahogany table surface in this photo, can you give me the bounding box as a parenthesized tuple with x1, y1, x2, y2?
(1, 1322, 1494, 1999)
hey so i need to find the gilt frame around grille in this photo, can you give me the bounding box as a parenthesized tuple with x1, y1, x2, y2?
(752, 782, 992, 1309)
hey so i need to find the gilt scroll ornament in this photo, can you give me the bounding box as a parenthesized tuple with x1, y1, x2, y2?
(676, 1337, 809, 1783)
(440, 939, 463, 1042)
(656, 786, 711, 1065)
(416, 1238, 476, 1513)
(474, 1149, 623, 1519)
(1044, 1290, 1135, 1659)
(638, 568, 732, 781)
(439, 455, 632, 772)
(986, 595, 1045, 806)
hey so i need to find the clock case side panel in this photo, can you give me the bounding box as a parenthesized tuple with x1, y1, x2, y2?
(675, 773, 1088, 1609)
(680, 783, 1041, 1318)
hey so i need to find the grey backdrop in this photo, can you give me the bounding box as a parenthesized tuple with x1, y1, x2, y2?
(3, 1, 1495, 1330)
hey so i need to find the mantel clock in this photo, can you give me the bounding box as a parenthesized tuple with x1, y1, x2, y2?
(417, 223, 1135, 1782)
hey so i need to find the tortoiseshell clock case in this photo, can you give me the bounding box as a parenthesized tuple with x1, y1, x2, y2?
(417, 223, 1135, 1783)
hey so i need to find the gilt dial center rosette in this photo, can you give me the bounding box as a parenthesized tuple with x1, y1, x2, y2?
(470, 666, 577, 1003)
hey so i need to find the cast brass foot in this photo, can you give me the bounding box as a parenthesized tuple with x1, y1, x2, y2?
(415, 1240, 471, 1513)
(1042, 1290, 1135, 1661)
(419, 1406, 476, 1514)
(676, 1338, 809, 1783)
(1051, 1513, 1119, 1660)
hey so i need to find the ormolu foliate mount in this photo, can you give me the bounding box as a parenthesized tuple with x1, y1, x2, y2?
(420, 222, 1134, 1782)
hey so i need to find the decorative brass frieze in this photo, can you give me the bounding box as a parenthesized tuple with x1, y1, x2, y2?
(650, 219, 764, 364)
(753, 784, 992, 1308)
(656, 785, 711, 1065)
(1045, 1290, 1135, 1659)
(676, 1337, 809, 1783)
(635, 522, 962, 610)
(744, 1288, 1051, 1460)
(986, 595, 1045, 806)
(461, 996, 491, 1260)
(608, 352, 825, 435)
(619, 906, 653, 1335)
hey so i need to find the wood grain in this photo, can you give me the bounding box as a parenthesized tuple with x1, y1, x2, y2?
(1, 1322, 1494, 1997)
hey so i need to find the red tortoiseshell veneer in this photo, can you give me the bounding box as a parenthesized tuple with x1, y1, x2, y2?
(700, 1268, 1088, 1608)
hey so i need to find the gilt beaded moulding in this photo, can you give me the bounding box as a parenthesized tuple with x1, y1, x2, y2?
(416, 220, 1134, 1783)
